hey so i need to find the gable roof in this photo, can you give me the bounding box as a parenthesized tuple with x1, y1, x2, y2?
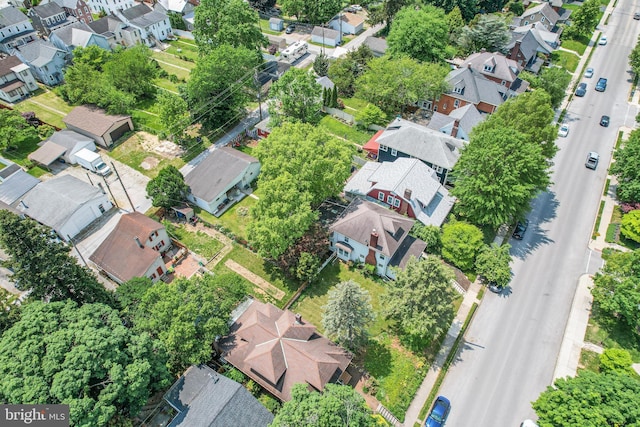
(311, 26, 340, 39)
(339, 12, 364, 26)
(16, 40, 64, 67)
(31, 2, 65, 18)
(53, 0, 87, 9)
(184, 147, 259, 203)
(512, 23, 559, 47)
(462, 51, 522, 83)
(0, 6, 29, 27)
(0, 55, 23, 77)
(376, 118, 465, 169)
(157, 0, 189, 13)
(28, 141, 67, 166)
(315, 75, 334, 90)
(0, 169, 39, 205)
(121, 3, 167, 26)
(508, 29, 553, 61)
(87, 14, 123, 34)
(521, 2, 560, 25)
(47, 129, 94, 149)
(330, 198, 415, 257)
(221, 299, 352, 402)
(16, 174, 104, 231)
(427, 104, 485, 138)
(446, 67, 506, 108)
(89, 212, 164, 283)
(63, 105, 131, 136)
(51, 21, 98, 48)
(363, 36, 387, 54)
(164, 365, 274, 427)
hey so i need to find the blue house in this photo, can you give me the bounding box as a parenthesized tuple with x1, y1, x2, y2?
(49, 21, 111, 55)
(15, 40, 67, 86)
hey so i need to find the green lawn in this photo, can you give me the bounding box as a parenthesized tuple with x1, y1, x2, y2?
(579, 349, 601, 373)
(164, 221, 224, 259)
(1, 136, 48, 177)
(551, 50, 581, 73)
(196, 194, 259, 241)
(319, 115, 374, 145)
(152, 51, 195, 82)
(584, 304, 640, 362)
(166, 38, 199, 62)
(561, 37, 588, 55)
(259, 19, 284, 35)
(342, 97, 372, 112)
(109, 132, 185, 178)
(11, 89, 73, 128)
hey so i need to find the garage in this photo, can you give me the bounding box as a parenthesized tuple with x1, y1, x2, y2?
(109, 123, 131, 143)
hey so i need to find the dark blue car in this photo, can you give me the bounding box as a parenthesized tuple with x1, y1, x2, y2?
(425, 395, 451, 427)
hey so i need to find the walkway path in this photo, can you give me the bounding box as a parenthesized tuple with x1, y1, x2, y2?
(28, 99, 66, 116)
(153, 57, 191, 71)
(224, 260, 285, 300)
(183, 222, 233, 267)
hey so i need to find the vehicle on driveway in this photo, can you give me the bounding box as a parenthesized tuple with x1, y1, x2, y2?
(595, 77, 607, 92)
(575, 82, 587, 97)
(600, 115, 610, 127)
(285, 23, 295, 34)
(585, 151, 599, 169)
(599, 35, 607, 45)
(425, 396, 451, 427)
(584, 67, 594, 78)
(513, 219, 529, 240)
(558, 124, 569, 137)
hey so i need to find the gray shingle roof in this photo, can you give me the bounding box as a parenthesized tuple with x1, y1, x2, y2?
(377, 118, 465, 169)
(121, 3, 167, 27)
(521, 2, 560, 26)
(63, 105, 131, 136)
(0, 6, 29, 27)
(316, 75, 334, 90)
(0, 170, 39, 205)
(447, 104, 485, 134)
(311, 26, 340, 39)
(51, 21, 96, 47)
(87, 15, 123, 34)
(16, 40, 64, 68)
(462, 51, 522, 84)
(446, 67, 506, 108)
(363, 36, 387, 53)
(47, 129, 93, 149)
(31, 2, 65, 18)
(165, 365, 274, 427)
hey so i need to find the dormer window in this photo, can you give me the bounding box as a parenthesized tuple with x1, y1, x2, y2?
(483, 64, 494, 72)
(541, 17, 546, 23)
(453, 86, 464, 94)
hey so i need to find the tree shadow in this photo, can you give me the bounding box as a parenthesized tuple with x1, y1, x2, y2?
(360, 338, 393, 378)
(510, 190, 559, 260)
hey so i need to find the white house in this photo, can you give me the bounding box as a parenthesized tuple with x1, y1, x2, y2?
(85, 0, 134, 16)
(117, 3, 172, 45)
(0, 55, 39, 103)
(310, 26, 341, 47)
(329, 12, 364, 35)
(28, 130, 96, 167)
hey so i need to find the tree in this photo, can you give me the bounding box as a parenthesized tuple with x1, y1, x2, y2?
(185, 44, 261, 130)
(533, 370, 640, 426)
(356, 55, 449, 115)
(0, 288, 20, 334)
(313, 52, 330, 77)
(322, 280, 375, 350)
(611, 130, 640, 203)
(0, 211, 114, 306)
(0, 108, 37, 151)
(458, 14, 510, 53)
(156, 92, 190, 141)
(133, 273, 246, 374)
(271, 383, 375, 427)
(410, 223, 442, 254)
(194, 0, 266, 54)
(0, 300, 171, 426)
(280, 0, 342, 24)
(599, 348, 635, 375)
(330, 85, 338, 108)
(366, 0, 413, 28)
(475, 243, 512, 288)
(446, 6, 466, 42)
(103, 45, 158, 99)
(565, 0, 600, 38)
(248, 0, 275, 10)
(387, 5, 453, 62)
(268, 68, 323, 125)
(70, 44, 112, 70)
(591, 249, 640, 335)
(521, 67, 572, 109)
(505, 0, 524, 15)
(296, 252, 321, 283)
(277, 223, 330, 278)
(116, 276, 153, 324)
(328, 45, 374, 97)
(146, 165, 188, 210)
(441, 221, 483, 271)
(621, 210, 640, 243)
(630, 37, 640, 76)
(385, 256, 456, 341)
(427, 0, 478, 22)
(355, 104, 387, 129)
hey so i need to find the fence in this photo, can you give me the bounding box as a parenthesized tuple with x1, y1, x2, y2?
(324, 106, 354, 124)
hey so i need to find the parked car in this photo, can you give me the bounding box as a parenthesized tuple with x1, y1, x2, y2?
(595, 77, 607, 92)
(351, 4, 363, 10)
(635, 11, 640, 19)
(425, 396, 451, 427)
(488, 282, 503, 294)
(521, 421, 539, 427)
(600, 115, 610, 127)
(599, 35, 608, 45)
(584, 67, 594, 78)
(558, 124, 569, 137)
(513, 219, 529, 240)
(285, 23, 295, 34)
(585, 151, 599, 169)
(575, 82, 587, 97)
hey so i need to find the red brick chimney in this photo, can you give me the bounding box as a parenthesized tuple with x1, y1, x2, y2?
(365, 229, 378, 266)
(451, 119, 460, 138)
(508, 40, 522, 64)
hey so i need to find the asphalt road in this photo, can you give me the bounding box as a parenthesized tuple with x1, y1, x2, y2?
(437, 3, 639, 426)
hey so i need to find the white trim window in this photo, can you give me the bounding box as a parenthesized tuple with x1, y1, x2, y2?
(379, 145, 388, 152)
(391, 148, 397, 156)
(387, 195, 394, 205)
(393, 198, 400, 207)
(454, 99, 460, 108)
(378, 191, 385, 201)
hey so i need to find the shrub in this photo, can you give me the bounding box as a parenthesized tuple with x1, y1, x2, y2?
(620, 210, 640, 243)
(599, 348, 635, 374)
(221, 366, 246, 383)
(441, 221, 484, 271)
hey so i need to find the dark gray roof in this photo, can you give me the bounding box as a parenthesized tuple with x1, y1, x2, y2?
(363, 36, 387, 53)
(0, 160, 20, 180)
(521, 3, 560, 26)
(31, 2, 65, 18)
(165, 365, 274, 427)
(0, 6, 29, 27)
(389, 235, 427, 269)
(446, 67, 506, 107)
(121, 3, 167, 26)
(120, 3, 152, 20)
(316, 75, 334, 90)
(184, 147, 259, 203)
(311, 26, 340, 39)
(0, 170, 39, 205)
(87, 15, 123, 34)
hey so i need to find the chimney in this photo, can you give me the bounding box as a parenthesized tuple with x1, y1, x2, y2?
(508, 39, 522, 62)
(369, 229, 378, 248)
(467, 62, 472, 69)
(452, 119, 460, 138)
(294, 313, 302, 324)
(480, 47, 486, 53)
(134, 236, 144, 248)
(404, 188, 412, 200)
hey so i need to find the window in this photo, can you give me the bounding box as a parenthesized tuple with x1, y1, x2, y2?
(501, 80, 506, 86)
(541, 17, 546, 23)
(387, 195, 394, 205)
(454, 99, 460, 108)
(378, 191, 385, 201)
(98, 204, 105, 213)
(344, 237, 349, 243)
(150, 273, 156, 279)
(391, 148, 397, 156)
(524, 20, 529, 25)
(393, 198, 400, 207)
(433, 105, 438, 112)
(434, 165, 444, 173)
(443, 103, 447, 110)
(379, 255, 385, 260)
(377, 263, 384, 267)
(379, 144, 388, 152)
(483, 65, 493, 72)
(453, 86, 463, 94)
(338, 247, 349, 257)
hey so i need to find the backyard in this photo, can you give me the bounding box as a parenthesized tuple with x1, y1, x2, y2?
(1, 135, 48, 177)
(108, 132, 187, 178)
(196, 194, 259, 242)
(10, 88, 73, 129)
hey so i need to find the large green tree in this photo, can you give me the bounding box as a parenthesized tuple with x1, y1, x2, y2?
(185, 44, 261, 130)
(611, 129, 640, 203)
(387, 5, 453, 62)
(146, 165, 188, 210)
(322, 280, 375, 350)
(385, 256, 456, 341)
(630, 37, 640, 76)
(0, 300, 170, 426)
(521, 67, 572, 109)
(356, 55, 449, 115)
(103, 45, 158, 99)
(193, 0, 266, 54)
(0, 108, 37, 151)
(367, 0, 412, 28)
(327, 45, 374, 97)
(271, 383, 375, 427)
(533, 370, 640, 427)
(156, 91, 190, 142)
(429, 0, 478, 21)
(458, 14, 510, 53)
(268, 68, 323, 125)
(591, 249, 640, 335)
(441, 220, 484, 271)
(565, 0, 600, 38)
(279, 0, 342, 24)
(475, 243, 512, 288)
(0, 288, 20, 334)
(133, 273, 246, 374)
(0, 211, 114, 306)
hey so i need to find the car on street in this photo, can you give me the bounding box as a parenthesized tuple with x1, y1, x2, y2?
(558, 124, 569, 137)
(285, 23, 295, 34)
(425, 396, 451, 427)
(584, 67, 594, 78)
(512, 219, 529, 240)
(595, 77, 607, 92)
(585, 151, 599, 169)
(599, 35, 608, 45)
(488, 282, 503, 294)
(600, 115, 610, 127)
(521, 421, 539, 427)
(575, 82, 587, 97)
(635, 11, 640, 19)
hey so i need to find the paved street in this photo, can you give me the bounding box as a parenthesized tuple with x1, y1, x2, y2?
(436, 1, 640, 426)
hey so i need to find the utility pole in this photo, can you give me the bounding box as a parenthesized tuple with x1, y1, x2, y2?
(67, 234, 87, 267)
(100, 177, 118, 208)
(110, 161, 135, 212)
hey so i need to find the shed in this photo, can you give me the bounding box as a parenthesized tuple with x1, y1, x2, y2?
(29, 129, 96, 167)
(269, 17, 283, 31)
(63, 105, 133, 148)
(311, 26, 341, 47)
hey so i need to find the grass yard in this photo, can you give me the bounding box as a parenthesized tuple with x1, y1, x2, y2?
(319, 115, 374, 145)
(584, 304, 640, 362)
(258, 19, 283, 35)
(164, 221, 224, 259)
(152, 51, 195, 82)
(1, 136, 48, 177)
(109, 132, 185, 178)
(561, 37, 588, 55)
(579, 349, 601, 373)
(166, 38, 199, 62)
(342, 97, 371, 112)
(12, 88, 74, 128)
(551, 50, 580, 73)
(196, 194, 259, 241)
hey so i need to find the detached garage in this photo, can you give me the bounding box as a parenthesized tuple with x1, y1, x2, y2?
(63, 105, 133, 149)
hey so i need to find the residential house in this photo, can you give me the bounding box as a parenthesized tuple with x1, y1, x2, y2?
(376, 118, 465, 185)
(363, 36, 387, 57)
(460, 50, 529, 95)
(16, 174, 112, 240)
(28, 2, 76, 36)
(344, 158, 455, 228)
(506, 31, 553, 73)
(63, 105, 133, 148)
(28, 129, 96, 167)
(182, 147, 260, 216)
(0, 6, 37, 54)
(316, 75, 334, 91)
(52, 0, 93, 25)
(156, 0, 197, 16)
(0, 54, 38, 102)
(50, 21, 111, 55)
(161, 365, 274, 427)
(517, 2, 560, 31)
(253, 117, 271, 139)
(329, 198, 427, 279)
(430, 66, 506, 115)
(426, 104, 485, 141)
(15, 40, 67, 85)
(89, 212, 170, 284)
(220, 299, 353, 402)
(85, 0, 134, 16)
(329, 12, 364, 35)
(117, 3, 171, 46)
(512, 22, 559, 49)
(311, 26, 341, 47)
(87, 14, 143, 48)
(0, 157, 39, 206)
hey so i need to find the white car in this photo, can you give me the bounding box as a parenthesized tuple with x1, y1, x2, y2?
(584, 67, 594, 78)
(558, 124, 569, 137)
(351, 4, 363, 11)
(599, 35, 608, 45)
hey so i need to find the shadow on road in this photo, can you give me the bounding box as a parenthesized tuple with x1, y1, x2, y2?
(510, 191, 559, 260)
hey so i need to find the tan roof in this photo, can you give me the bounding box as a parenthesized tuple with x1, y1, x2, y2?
(342, 12, 364, 26)
(221, 300, 352, 401)
(28, 141, 67, 166)
(89, 212, 164, 283)
(0, 55, 23, 77)
(63, 105, 131, 136)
